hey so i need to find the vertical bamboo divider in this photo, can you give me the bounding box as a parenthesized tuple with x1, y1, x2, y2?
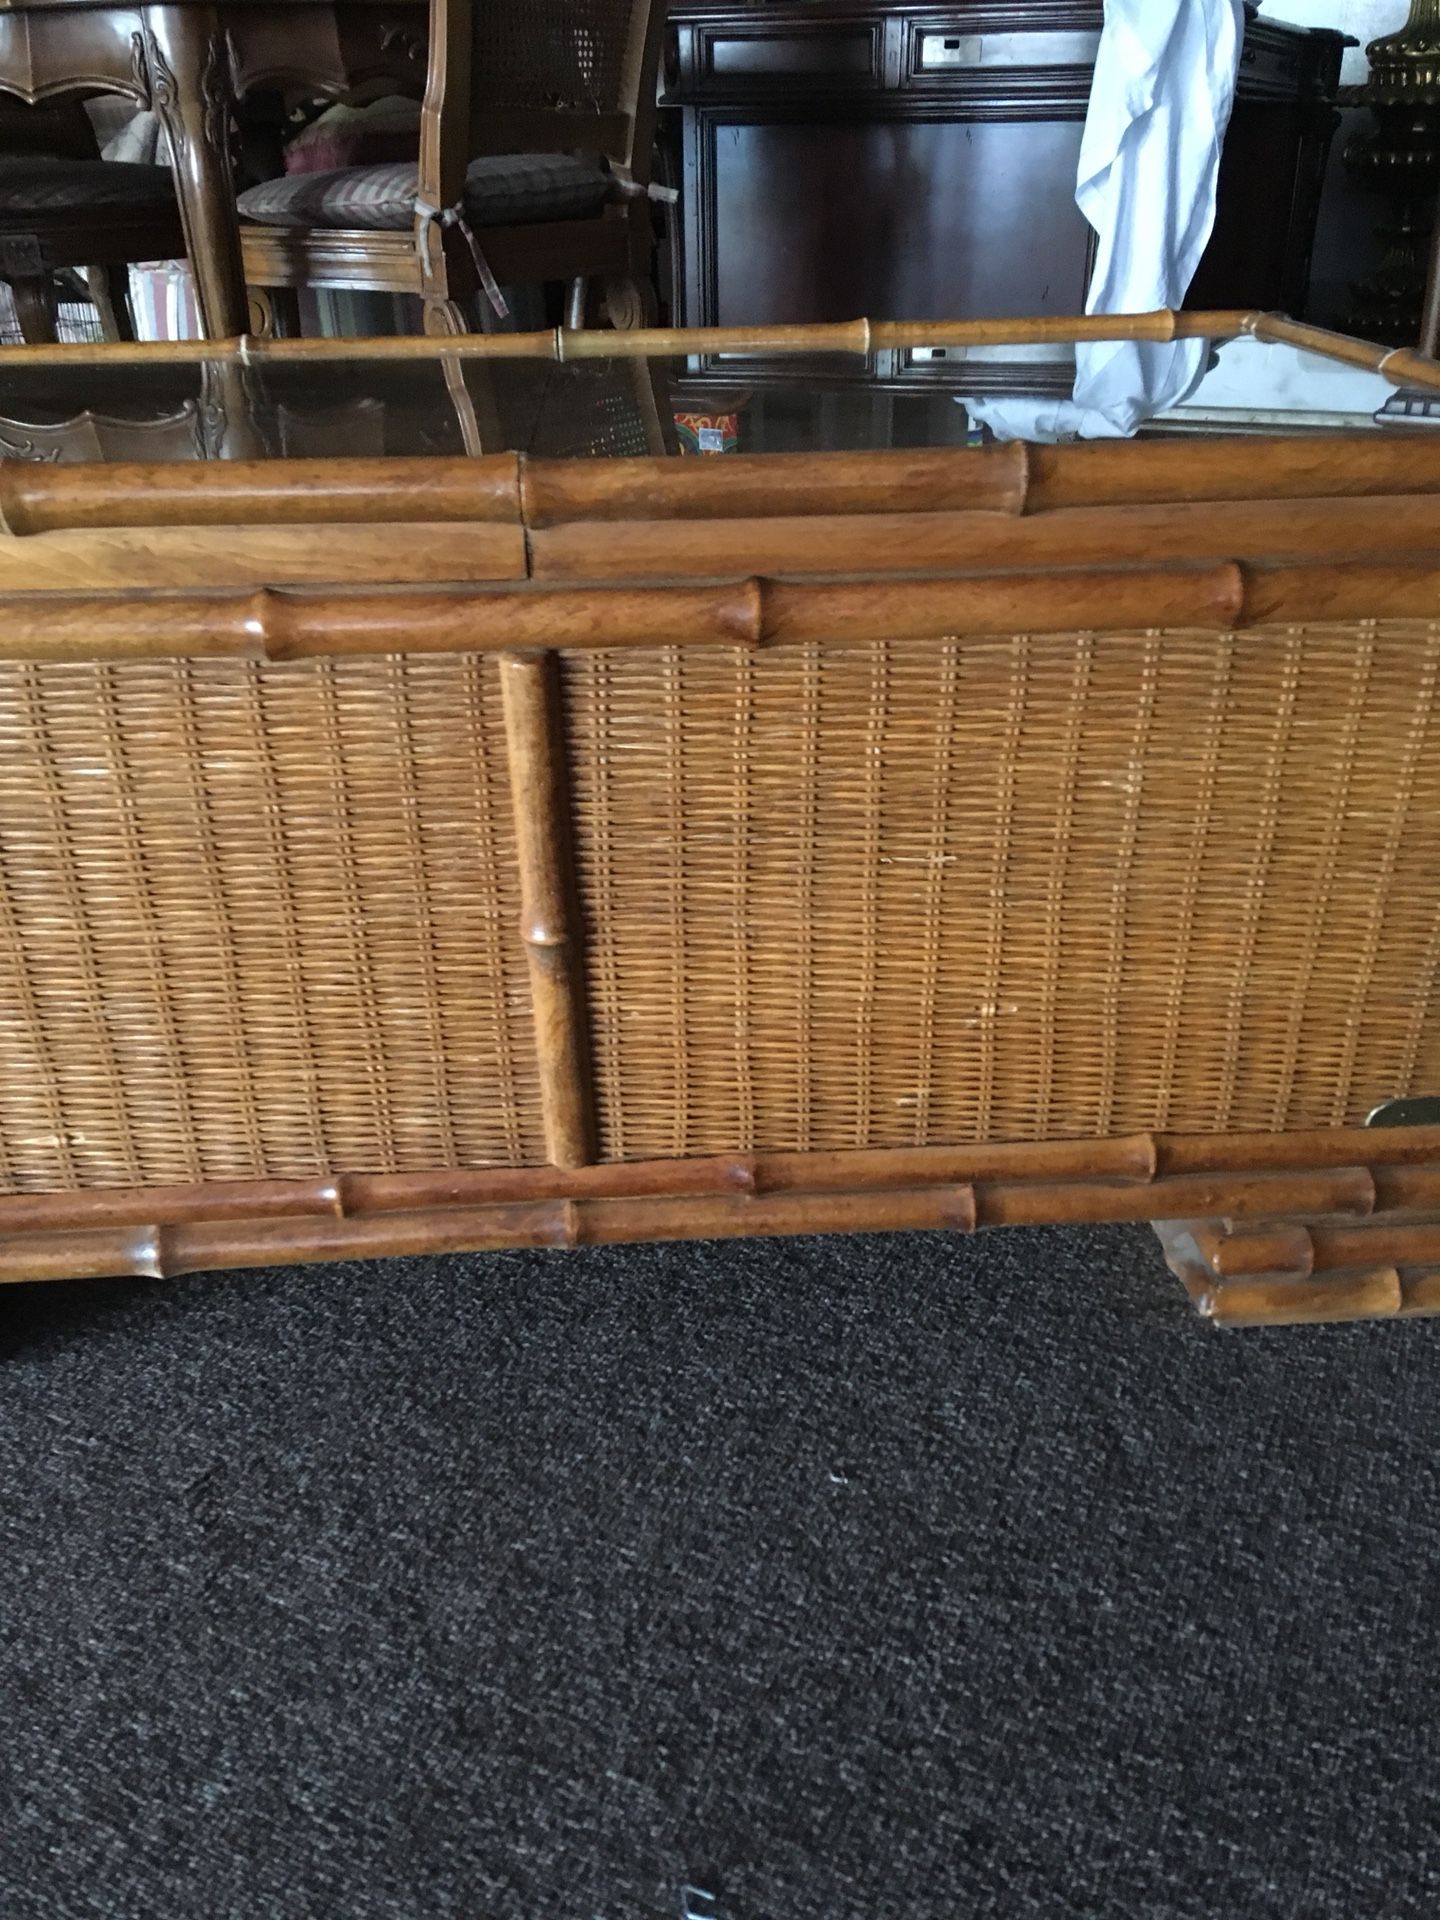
(498, 649, 597, 1169)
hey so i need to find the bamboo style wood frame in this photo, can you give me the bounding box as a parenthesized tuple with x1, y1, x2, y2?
(6, 310, 1440, 1329)
(5, 307, 1440, 382)
(0, 1126, 1435, 1286)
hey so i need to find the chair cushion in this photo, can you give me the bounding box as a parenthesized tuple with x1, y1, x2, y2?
(284, 96, 422, 175)
(237, 152, 611, 231)
(0, 155, 176, 216)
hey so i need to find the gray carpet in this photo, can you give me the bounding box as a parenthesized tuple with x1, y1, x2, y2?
(2, 1224, 1437, 1919)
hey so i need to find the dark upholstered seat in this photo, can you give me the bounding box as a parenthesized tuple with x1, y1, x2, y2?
(0, 155, 177, 218)
(0, 149, 183, 343)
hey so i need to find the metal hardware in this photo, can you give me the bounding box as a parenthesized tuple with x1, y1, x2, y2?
(917, 32, 981, 68)
(915, 29, 1100, 71)
(1367, 1096, 1440, 1126)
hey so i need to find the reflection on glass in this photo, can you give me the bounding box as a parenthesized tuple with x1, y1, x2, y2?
(0, 334, 1407, 468)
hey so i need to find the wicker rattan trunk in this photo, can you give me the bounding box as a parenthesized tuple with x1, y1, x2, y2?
(4, 312, 1440, 1327)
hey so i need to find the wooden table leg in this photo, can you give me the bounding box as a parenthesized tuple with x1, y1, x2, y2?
(1420, 183, 1440, 361)
(10, 274, 60, 343)
(141, 5, 247, 339)
(85, 264, 137, 342)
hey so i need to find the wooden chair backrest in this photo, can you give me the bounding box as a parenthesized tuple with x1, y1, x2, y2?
(420, 0, 666, 213)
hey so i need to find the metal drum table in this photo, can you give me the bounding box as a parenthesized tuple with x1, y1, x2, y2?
(4, 309, 1440, 1328)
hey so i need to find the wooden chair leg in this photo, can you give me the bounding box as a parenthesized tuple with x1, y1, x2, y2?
(423, 295, 473, 338)
(441, 355, 485, 458)
(10, 274, 59, 344)
(249, 284, 302, 339)
(602, 272, 658, 331)
(85, 264, 136, 342)
(421, 286, 486, 450)
(1420, 180, 1440, 359)
(247, 286, 298, 339)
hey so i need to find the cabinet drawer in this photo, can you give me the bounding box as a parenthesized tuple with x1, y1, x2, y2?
(1236, 26, 1309, 99)
(906, 24, 1100, 80)
(685, 20, 885, 94)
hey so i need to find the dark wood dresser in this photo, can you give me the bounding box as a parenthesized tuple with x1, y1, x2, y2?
(662, 1, 1347, 336)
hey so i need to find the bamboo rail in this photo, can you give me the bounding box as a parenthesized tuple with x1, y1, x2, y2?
(1193, 1269, 1440, 1328)
(0, 456, 525, 537)
(1309, 1221, 1440, 1273)
(7, 1125, 1440, 1293)
(1, 308, 1435, 392)
(13, 438, 1440, 542)
(974, 1167, 1375, 1228)
(1192, 1221, 1316, 1278)
(1155, 1213, 1440, 1327)
(0, 580, 762, 662)
(523, 439, 1440, 529)
(0, 308, 1259, 370)
(1198, 1216, 1440, 1281)
(498, 650, 596, 1169)
(8, 556, 1440, 666)
(530, 495, 1440, 585)
(0, 1164, 1390, 1287)
(1153, 1127, 1440, 1174)
(3, 1125, 1438, 1238)
(1198, 1270, 1412, 1329)
(2, 309, 1438, 393)
(1373, 1165, 1440, 1212)
(1243, 313, 1440, 392)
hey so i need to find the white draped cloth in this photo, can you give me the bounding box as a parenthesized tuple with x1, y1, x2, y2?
(965, 0, 1246, 441)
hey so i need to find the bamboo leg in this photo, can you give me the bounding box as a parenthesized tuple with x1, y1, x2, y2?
(1150, 1215, 1440, 1328)
(498, 649, 596, 1169)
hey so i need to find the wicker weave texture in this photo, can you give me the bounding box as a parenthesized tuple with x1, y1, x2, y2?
(566, 624, 1440, 1158)
(0, 655, 543, 1192)
(483, 361, 664, 458)
(472, 0, 648, 118)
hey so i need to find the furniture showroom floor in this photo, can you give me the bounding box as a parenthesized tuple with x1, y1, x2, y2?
(2, 1226, 1436, 1918)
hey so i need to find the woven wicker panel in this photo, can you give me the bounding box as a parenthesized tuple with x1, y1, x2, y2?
(566, 623, 1440, 1157)
(0, 655, 542, 1191)
(472, 0, 646, 118)
(482, 360, 664, 458)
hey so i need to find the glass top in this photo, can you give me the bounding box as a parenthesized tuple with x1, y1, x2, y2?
(0, 328, 1425, 466)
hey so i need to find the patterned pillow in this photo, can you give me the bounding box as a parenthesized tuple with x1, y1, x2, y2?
(238, 153, 612, 231)
(284, 97, 421, 176)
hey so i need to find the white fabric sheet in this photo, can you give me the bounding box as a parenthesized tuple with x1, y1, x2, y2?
(965, 0, 1246, 441)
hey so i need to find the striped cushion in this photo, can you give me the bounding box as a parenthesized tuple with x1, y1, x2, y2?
(238, 153, 611, 231)
(0, 155, 176, 216)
